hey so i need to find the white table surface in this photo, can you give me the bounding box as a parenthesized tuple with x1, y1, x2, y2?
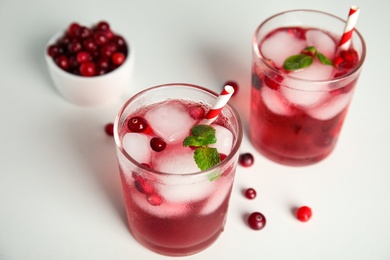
(1, 0, 389, 259)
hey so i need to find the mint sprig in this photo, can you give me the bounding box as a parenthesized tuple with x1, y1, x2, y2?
(283, 46, 333, 71)
(183, 124, 220, 171)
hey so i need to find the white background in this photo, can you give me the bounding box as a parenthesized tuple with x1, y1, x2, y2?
(1, 0, 389, 259)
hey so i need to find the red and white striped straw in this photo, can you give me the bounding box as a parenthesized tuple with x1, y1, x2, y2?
(200, 85, 235, 125)
(338, 5, 360, 51)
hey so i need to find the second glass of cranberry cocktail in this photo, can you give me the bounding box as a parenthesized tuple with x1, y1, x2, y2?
(114, 83, 242, 256)
(250, 9, 366, 166)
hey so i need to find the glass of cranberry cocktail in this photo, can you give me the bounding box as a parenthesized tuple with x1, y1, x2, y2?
(250, 9, 366, 166)
(114, 83, 243, 256)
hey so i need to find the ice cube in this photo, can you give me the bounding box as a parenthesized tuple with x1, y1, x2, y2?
(261, 31, 307, 68)
(281, 61, 332, 108)
(152, 144, 216, 202)
(306, 29, 337, 60)
(131, 186, 189, 218)
(261, 86, 294, 116)
(156, 180, 215, 203)
(123, 133, 151, 164)
(152, 145, 200, 174)
(209, 124, 233, 155)
(290, 60, 334, 81)
(307, 92, 353, 120)
(145, 101, 196, 144)
(200, 176, 232, 215)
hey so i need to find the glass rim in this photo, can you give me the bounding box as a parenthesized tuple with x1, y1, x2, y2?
(252, 9, 366, 88)
(113, 83, 243, 178)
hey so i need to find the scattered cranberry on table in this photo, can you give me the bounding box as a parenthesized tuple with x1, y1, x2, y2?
(296, 206, 312, 222)
(247, 212, 266, 230)
(47, 21, 128, 77)
(244, 188, 257, 199)
(104, 123, 114, 136)
(239, 153, 254, 167)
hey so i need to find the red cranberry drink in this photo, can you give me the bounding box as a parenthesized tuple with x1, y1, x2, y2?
(250, 10, 366, 166)
(114, 84, 242, 256)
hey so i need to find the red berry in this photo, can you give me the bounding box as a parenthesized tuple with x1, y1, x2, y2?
(104, 123, 114, 136)
(133, 173, 154, 195)
(96, 21, 110, 31)
(296, 206, 312, 222)
(248, 212, 266, 230)
(112, 52, 125, 65)
(239, 153, 254, 167)
(245, 188, 257, 199)
(55, 55, 69, 70)
(76, 51, 90, 63)
(264, 73, 283, 90)
(224, 81, 239, 96)
(147, 194, 163, 206)
(83, 38, 97, 52)
(127, 116, 148, 133)
(79, 61, 96, 77)
(47, 44, 60, 58)
(188, 105, 205, 119)
(93, 31, 108, 45)
(67, 22, 80, 37)
(219, 153, 227, 161)
(67, 39, 82, 53)
(150, 137, 166, 152)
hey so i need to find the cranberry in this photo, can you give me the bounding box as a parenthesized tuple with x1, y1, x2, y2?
(83, 38, 97, 52)
(104, 123, 114, 136)
(133, 174, 154, 195)
(287, 27, 306, 40)
(112, 35, 126, 50)
(333, 49, 359, 71)
(67, 39, 82, 53)
(224, 81, 239, 96)
(264, 73, 283, 90)
(96, 21, 110, 31)
(244, 188, 257, 199)
(76, 26, 92, 39)
(219, 153, 227, 161)
(296, 206, 312, 222)
(247, 212, 266, 230)
(79, 61, 96, 77)
(127, 116, 148, 133)
(67, 23, 80, 37)
(252, 73, 263, 90)
(112, 52, 125, 65)
(76, 51, 90, 63)
(97, 58, 109, 70)
(188, 105, 205, 119)
(55, 55, 69, 70)
(93, 31, 108, 45)
(239, 153, 254, 167)
(150, 137, 166, 152)
(68, 56, 79, 69)
(147, 194, 163, 206)
(47, 45, 60, 58)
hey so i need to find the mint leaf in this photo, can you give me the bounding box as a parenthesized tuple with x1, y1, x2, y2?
(316, 52, 333, 66)
(183, 125, 216, 147)
(283, 54, 313, 71)
(301, 46, 317, 56)
(194, 147, 220, 171)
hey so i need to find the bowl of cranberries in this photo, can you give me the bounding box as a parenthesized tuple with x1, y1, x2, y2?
(45, 21, 133, 106)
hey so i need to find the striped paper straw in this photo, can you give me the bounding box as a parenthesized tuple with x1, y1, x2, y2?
(200, 85, 235, 125)
(338, 5, 360, 51)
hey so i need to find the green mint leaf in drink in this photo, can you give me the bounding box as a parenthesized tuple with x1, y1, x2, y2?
(183, 125, 217, 147)
(301, 46, 317, 56)
(194, 147, 220, 171)
(283, 54, 313, 71)
(316, 52, 333, 66)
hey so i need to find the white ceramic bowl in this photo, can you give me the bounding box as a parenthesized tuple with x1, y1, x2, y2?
(45, 30, 134, 106)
